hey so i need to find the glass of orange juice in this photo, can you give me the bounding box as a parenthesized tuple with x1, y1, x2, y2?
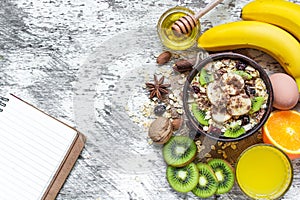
(236, 144, 293, 199)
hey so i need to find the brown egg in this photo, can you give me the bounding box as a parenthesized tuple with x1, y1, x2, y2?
(270, 73, 299, 110)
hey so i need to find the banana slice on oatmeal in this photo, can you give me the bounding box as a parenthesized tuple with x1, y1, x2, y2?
(227, 94, 252, 116)
(220, 72, 245, 95)
(211, 106, 232, 123)
(206, 81, 229, 106)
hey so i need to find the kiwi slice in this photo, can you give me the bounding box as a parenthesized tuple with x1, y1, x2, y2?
(191, 103, 209, 126)
(192, 163, 218, 198)
(166, 162, 199, 193)
(233, 70, 252, 80)
(163, 136, 197, 167)
(208, 159, 235, 195)
(249, 96, 265, 114)
(199, 68, 214, 86)
(223, 123, 245, 138)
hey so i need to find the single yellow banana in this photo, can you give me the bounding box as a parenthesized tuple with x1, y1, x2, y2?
(197, 21, 300, 91)
(241, 0, 300, 41)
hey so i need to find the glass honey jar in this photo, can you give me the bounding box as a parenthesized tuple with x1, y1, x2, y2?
(157, 6, 200, 50)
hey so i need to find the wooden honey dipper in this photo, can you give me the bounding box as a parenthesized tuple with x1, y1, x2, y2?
(172, 0, 224, 35)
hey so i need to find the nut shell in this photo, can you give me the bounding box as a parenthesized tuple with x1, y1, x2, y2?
(148, 117, 173, 144)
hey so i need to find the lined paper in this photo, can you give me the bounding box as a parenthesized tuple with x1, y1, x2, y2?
(0, 94, 77, 200)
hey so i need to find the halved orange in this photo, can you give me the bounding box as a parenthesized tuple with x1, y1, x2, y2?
(262, 110, 300, 160)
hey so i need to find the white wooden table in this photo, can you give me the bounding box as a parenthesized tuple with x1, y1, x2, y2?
(1, 0, 300, 199)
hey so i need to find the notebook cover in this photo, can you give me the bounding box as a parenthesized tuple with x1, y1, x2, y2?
(43, 131, 86, 200)
(11, 94, 86, 200)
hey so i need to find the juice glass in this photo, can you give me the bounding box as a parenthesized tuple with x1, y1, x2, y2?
(236, 144, 293, 199)
(157, 6, 200, 50)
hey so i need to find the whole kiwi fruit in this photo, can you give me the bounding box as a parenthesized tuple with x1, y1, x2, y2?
(163, 136, 197, 167)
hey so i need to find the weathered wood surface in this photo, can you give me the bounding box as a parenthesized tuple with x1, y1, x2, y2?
(1, 0, 300, 199)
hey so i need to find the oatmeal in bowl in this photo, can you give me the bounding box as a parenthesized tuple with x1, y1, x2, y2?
(183, 52, 273, 142)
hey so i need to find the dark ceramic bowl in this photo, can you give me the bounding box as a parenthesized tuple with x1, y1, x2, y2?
(183, 52, 273, 142)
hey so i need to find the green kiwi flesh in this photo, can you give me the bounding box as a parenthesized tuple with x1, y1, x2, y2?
(199, 68, 214, 86)
(249, 96, 265, 114)
(191, 103, 209, 126)
(166, 162, 199, 193)
(208, 159, 235, 195)
(192, 163, 218, 198)
(233, 70, 252, 80)
(163, 136, 197, 167)
(223, 123, 245, 138)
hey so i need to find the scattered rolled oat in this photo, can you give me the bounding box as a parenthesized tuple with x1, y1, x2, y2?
(176, 108, 184, 115)
(205, 153, 212, 158)
(197, 145, 205, 153)
(230, 144, 237, 150)
(177, 79, 185, 85)
(195, 140, 202, 145)
(221, 142, 231, 150)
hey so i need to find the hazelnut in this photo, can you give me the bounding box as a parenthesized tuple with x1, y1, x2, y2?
(171, 118, 183, 130)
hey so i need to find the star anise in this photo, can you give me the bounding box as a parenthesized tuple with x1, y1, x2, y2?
(145, 75, 171, 100)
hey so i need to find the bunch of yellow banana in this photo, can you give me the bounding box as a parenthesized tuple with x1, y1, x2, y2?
(197, 0, 300, 91)
(241, 0, 300, 41)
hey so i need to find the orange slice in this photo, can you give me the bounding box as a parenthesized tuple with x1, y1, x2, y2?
(262, 110, 300, 159)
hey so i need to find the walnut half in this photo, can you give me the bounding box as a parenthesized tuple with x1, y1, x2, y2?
(148, 117, 173, 144)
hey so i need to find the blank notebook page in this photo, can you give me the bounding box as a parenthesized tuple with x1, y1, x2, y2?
(0, 94, 77, 200)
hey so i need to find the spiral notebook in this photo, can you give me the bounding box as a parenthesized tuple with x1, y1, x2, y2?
(0, 94, 86, 200)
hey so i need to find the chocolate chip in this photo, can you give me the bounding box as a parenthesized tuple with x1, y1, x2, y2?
(192, 86, 200, 94)
(240, 115, 250, 125)
(236, 61, 247, 70)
